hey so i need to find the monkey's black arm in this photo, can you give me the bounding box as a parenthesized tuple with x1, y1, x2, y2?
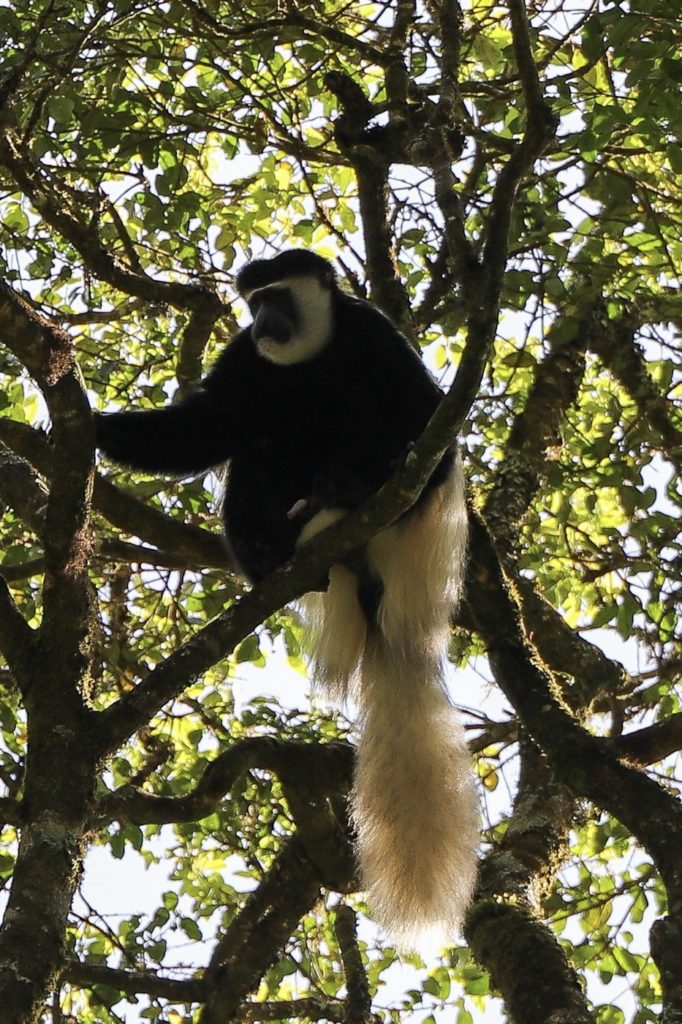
(95, 391, 231, 476)
(95, 331, 257, 476)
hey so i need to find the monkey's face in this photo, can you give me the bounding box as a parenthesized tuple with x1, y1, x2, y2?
(244, 276, 333, 365)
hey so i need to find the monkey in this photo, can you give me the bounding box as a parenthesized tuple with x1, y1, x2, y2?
(95, 249, 478, 950)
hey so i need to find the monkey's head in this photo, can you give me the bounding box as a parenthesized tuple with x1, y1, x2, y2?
(237, 251, 337, 365)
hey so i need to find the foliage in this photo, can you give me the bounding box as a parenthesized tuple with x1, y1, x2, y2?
(0, 0, 680, 1022)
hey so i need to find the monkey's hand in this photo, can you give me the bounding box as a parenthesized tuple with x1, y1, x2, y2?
(287, 497, 311, 521)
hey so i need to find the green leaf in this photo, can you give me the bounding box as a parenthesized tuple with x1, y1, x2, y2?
(181, 917, 202, 940)
(47, 95, 75, 125)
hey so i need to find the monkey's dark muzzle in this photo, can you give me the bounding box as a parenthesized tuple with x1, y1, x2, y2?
(252, 301, 295, 345)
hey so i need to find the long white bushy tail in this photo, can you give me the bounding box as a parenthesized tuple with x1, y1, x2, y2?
(353, 637, 478, 948)
(300, 460, 478, 950)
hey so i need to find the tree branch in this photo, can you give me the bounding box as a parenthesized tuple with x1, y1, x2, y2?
(177, 0, 386, 64)
(96, 737, 356, 891)
(616, 714, 682, 766)
(201, 840, 322, 1023)
(61, 960, 203, 1003)
(590, 314, 682, 474)
(0, 796, 23, 828)
(515, 577, 633, 712)
(507, 0, 550, 120)
(176, 302, 232, 390)
(466, 510, 682, 1009)
(0, 128, 226, 315)
(0, 446, 43, 688)
(93, 473, 231, 569)
(62, 957, 347, 1024)
(467, 740, 595, 1024)
(483, 295, 594, 554)
(0, 279, 101, 1021)
(324, 72, 415, 337)
(0, 444, 49, 537)
(481, 1, 557, 289)
(0, 280, 94, 708)
(334, 906, 374, 1024)
(468, 511, 682, 880)
(0, 419, 231, 569)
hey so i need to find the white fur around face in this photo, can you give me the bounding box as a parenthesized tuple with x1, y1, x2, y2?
(246, 276, 333, 365)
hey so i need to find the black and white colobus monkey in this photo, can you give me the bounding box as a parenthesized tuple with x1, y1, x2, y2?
(95, 250, 478, 949)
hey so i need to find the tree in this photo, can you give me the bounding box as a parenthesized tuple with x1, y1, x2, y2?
(0, 0, 680, 1021)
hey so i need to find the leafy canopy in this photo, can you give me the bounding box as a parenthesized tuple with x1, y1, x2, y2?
(0, 0, 680, 1023)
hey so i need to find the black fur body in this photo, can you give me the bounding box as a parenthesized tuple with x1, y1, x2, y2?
(96, 277, 449, 584)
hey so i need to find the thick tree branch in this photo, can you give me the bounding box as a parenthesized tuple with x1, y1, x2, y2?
(62, 958, 347, 1023)
(0, 286, 96, 695)
(92, 473, 231, 569)
(324, 73, 415, 337)
(0, 445, 49, 537)
(430, 132, 479, 288)
(96, 537, 226, 572)
(414, 240, 467, 328)
(235, 999, 347, 1022)
(616, 714, 682, 766)
(469, 293, 662, 722)
(507, 0, 549, 120)
(0, 281, 94, 695)
(467, 511, 682, 1013)
(428, 0, 464, 102)
(484, 297, 593, 554)
(201, 840, 322, 1023)
(96, 737, 356, 892)
(481, 2, 557, 291)
(0, 446, 42, 688)
(477, 294, 672, 723)
(0, 796, 23, 828)
(590, 315, 682, 474)
(515, 577, 633, 711)
(468, 512, 682, 883)
(461, 567, 635, 719)
(0, 279, 101, 1023)
(424, 6, 556, 444)
(467, 741, 594, 1024)
(61, 960, 203, 1003)
(426, 0, 480, 289)
(176, 302, 231, 390)
(0, 560, 44, 583)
